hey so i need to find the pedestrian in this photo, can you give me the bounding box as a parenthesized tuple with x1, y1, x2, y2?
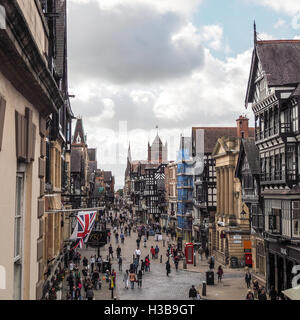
(69, 261, 75, 272)
(118, 256, 122, 271)
(67, 272, 75, 293)
(245, 270, 252, 288)
(116, 246, 121, 259)
(135, 248, 141, 261)
(189, 285, 198, 300)
(115, 231, 119, 244)
(140, 259, 145, 274)
(108, 244, 114, 259)
(96, 256, 102, 273)
(146, 230, 149, 240)
(120, 232, 125, 244)
(83, 256, 88, 268)
(145, 256, 150, 272)
(246, 290, 255, 300)
(86, 286, 94, 300)
(143, 236, 147, 248)
(209, 255, 215, 269)
(258, 287, 267, 300)
(90, 255, 95, 273)
(123, 270, 129, 289)
(217, 265, 223, 282)
(129, 271, 136, 289)
(166, 260, 171, 276)
(107, 231, 111, 243)
(205, 247, 209, 260)
(174, 255, 179, 271)
(269, 285, 277, 301)
(155, 245, 159, 259)
(136, 237, 141, 249)
(253, 280, 259, 299)
(150, 246, 155, 259)
(137, 270, 143, 288)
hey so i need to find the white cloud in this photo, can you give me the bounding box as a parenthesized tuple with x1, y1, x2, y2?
(247, 0, 300, 16)
(69, 0, 203, 16)
(201, 25, 224, 51)
(274, 18, 286, 29)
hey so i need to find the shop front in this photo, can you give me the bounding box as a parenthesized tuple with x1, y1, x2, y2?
(266, 240, 300, 293)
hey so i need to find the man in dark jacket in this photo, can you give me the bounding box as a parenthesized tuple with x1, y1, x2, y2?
(86, 286, 94, 300)
(166, 260, 171, 276)
(245, 271, 252, 288)
(189, 285, 198, 300)
(269, 286, 277, 301)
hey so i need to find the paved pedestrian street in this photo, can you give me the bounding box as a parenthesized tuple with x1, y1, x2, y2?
(62, 211, 251, 300)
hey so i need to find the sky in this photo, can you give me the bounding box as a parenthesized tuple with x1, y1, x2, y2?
(67, 0, 300, 190)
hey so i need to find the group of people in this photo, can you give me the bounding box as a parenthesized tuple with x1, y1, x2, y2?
(244, 270, 284, 300)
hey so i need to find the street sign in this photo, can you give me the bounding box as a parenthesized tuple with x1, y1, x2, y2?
(86, 230, 107, 248)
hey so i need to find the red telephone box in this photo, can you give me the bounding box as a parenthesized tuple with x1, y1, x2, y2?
(185, 243, 194, 264)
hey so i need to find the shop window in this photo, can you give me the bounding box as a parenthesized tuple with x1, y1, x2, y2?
(292, 201, 300, 237)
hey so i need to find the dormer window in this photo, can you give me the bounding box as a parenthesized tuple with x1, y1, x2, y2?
(76, 134, 81, 144)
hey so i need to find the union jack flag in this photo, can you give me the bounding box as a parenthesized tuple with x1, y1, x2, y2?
(70, 211, 97, 249)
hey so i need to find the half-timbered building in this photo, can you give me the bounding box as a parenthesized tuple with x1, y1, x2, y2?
(245, 28, 300, 293)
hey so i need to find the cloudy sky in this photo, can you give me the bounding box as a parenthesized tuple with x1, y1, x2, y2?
(67, 0, 300, 189)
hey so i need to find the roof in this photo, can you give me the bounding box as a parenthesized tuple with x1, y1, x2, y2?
(71, 148, 82, 172)
(282, 285, 300, 300)
(192, 127, 255, 154)
(246, 40, 300, 104)
(235, 138, 260, 178)
(72, 118, 86, 145)
(257, 40, 300, 86)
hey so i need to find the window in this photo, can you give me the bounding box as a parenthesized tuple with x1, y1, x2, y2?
(269, 208, 281, 233)
(14, 173, 24, 300)
(256, 241, 265, 276)
(292, 105, 299, 132)
(292, 201, 300, 237)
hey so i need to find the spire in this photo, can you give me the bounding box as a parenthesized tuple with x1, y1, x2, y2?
(254, 20, 257, 46)
(72, 117, 86, 145)
(127, 143, 132, 162)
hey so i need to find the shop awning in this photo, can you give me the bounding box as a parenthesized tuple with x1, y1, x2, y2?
(282, 285, 300, 300)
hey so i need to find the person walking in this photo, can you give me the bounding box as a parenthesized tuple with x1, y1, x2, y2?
(136, 237, 141, 249)
(129, 271, 136, 289)
(96, 256, 102, 273)
(107, 231, 111, 243)
(140, 259, 145, 274)
(258, 287, 267, 300)
(155, 245, 159, 259)
(115, 231, 119, 244)
(116, 246, 121, 259)
(205, 247, 209, 260)
(90, 255, 95, 273)
(166, 260, 171, 276)
(123, 270, 129, 289)
(120, 232, 125, 244)
(135, 248, 141, 261)
(245, 270, 252, 288)
(109, 244, 114, 259)
(150, 246, 155, 259)
(189, 285, 198, 300)
(145, 256, 150, 272)
(137, 270, 143, 288)
(118, 256, 123, 271)
(174, 255, 179, 271)
(86, 286, 94, 300)
(246, 290, 255, 300)
(217, 265, 224, 283)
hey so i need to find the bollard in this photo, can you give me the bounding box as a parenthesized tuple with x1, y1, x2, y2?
(202, 281, 206, 296)
(160, 255, 162, 263)
(183, 258, 187, 269)
(194, 253, 196, 267)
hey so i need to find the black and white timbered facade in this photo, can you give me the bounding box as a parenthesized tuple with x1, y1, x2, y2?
(245, 30, 300, 293)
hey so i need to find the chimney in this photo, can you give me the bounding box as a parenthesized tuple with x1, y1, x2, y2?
(236, 115, 249, 138)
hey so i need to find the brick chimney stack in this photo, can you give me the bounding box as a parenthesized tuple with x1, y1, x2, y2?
(236, 115, 249, 138)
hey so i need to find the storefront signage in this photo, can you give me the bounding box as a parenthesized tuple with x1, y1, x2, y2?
(233, 235, 242, 240)
(280, 248, 287, 256)
(233, 240, 242, 244)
